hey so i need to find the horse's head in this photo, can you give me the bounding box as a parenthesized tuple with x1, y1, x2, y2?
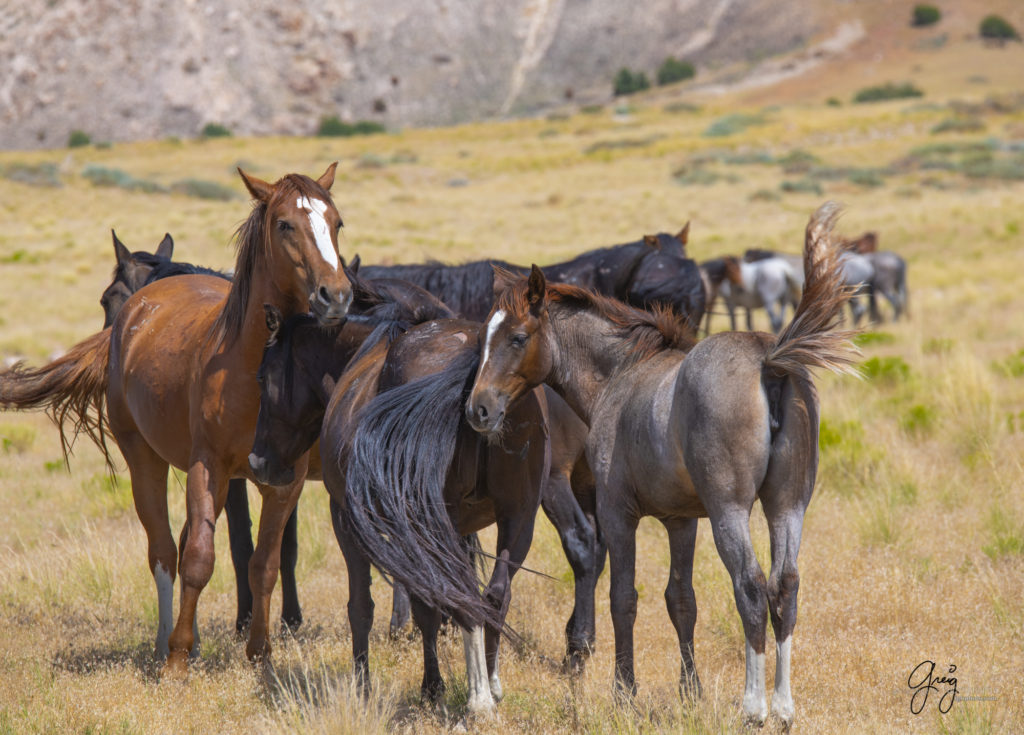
(249, 305, 324, 486)
(238, 163, 352, 327)
(466, 265, 553, 436)
(722, 256, 744, 286)
(101, 231, 174, 328)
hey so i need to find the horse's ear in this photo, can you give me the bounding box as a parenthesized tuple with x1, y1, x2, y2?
(112, 230, 131, 266)
(676, 221, 690, 245)
(316, 162, 338, 192)
(491, 265, 520, 298)
(643, 234, 661, 250)
(156, 233, 174, 259)
(238, 168, 273, 203)
(347, 253, 361, 275)
(527, 264, 547, 316)
(263, 304, 283, 345)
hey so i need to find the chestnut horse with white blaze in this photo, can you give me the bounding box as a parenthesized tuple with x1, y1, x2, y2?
(0, 165, 351, 678)
(464, 202, 859, 727)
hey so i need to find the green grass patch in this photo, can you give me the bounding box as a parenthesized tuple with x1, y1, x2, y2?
(749, 188, 781, 202)
(200, 123, 232, 138)
(0, 423, 36, 453)
(583, 136, 661, 155)
(68, 130, 91, 148)
(779, 178, 823, 195)
(861, 355, 912, 383)
(84, 473, 133, 516)
(777, 149, 820, 173)
(663, 101, 701, 114)
(901, 404, 937, 436)
(672, 165, 738, 186)
(853, 82, 924, 103)
(931, 117, 986, 135)
(854, 331, 896, 346)
(981, 508, 1024, 561)
(992, 348, 1024, 377)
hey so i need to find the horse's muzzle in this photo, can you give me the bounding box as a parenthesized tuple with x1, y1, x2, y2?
(309, 284, 352, 326)
(248, 451, 296, 487)
(465, 395, 506, 437)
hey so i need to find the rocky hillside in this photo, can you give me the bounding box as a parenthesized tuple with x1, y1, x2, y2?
(0, 0, 822, 150)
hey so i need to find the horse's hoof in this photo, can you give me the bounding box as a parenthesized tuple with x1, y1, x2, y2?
(281, 614, 303, 634)
(770, 699, 794, 731)
(161, 651, 189, 681)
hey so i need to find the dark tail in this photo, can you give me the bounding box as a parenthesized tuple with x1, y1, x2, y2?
(0, 329, 115, 470)
(766, 202, 860, 380)
(342, 348, 502, 630)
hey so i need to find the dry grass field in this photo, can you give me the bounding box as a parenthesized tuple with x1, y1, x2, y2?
(2, 11, 1024, 734)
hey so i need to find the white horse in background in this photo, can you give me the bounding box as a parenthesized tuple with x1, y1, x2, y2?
(720, 254, 803, 333)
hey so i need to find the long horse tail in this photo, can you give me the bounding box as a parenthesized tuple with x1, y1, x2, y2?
(342, 347, 502, 631)
(765, 202, 861, 380)
(0, 329, 115, 470)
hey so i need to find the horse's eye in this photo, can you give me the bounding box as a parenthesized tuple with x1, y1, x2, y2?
(510, 333, 528, 348)
(277, 220, 293, 232)
(334, 220, 343, 231)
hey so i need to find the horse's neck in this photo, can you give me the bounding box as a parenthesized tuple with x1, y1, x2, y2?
(547, 307, 631, 423)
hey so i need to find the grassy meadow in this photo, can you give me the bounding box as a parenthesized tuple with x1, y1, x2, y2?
(2, 17, 1024, 734)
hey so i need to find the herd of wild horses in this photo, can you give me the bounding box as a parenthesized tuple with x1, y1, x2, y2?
(0, 164, 908, 727)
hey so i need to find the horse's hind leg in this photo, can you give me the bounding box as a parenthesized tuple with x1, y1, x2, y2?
(121, 432, 175, 660)
(663, 518, 701, 700)
(278, 505, 302, 631)
(329, 498, 374, 691)
(389, 583, 412, 638)
(409, 595, 445, 704)
(223, 478, 255, 635)
(708, 507, 769, 725)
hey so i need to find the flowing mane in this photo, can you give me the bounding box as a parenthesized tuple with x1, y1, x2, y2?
(215, 173, 337, 344)
(493, 274, 697, 360)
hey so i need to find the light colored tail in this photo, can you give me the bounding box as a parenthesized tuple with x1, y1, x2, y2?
(766, 202, 860, 379)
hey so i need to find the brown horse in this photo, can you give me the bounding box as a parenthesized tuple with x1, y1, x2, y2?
(0, 165, 351, 677)
(464, 203, 859, 727)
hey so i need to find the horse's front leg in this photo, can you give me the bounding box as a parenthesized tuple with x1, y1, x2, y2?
(163, 456, 227, 678)
(222, 478, 255, 635)
(540, 473, 603, 672)
(708, 507, 769, 725)
(410, 595, 445, 704)
(598, 501, 640, 700)
(663, 518, 701, 700)
(329, 497, 375, 692)
(278, 505, 302, 631)
(247, 462, 307, 665)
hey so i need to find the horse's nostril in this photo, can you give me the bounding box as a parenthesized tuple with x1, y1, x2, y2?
(477, 404, 488, 421)
(317, 286, 332, 305)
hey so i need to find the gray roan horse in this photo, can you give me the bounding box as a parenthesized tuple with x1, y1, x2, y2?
(463, 203, 858, 727)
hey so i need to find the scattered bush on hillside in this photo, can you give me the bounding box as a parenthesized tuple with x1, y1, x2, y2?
(317, 116, 386, 137)
(656, 57, 695, 86)
(979, 15, 1020, 42)
(911, 5, 941, 27)
(171, 179, 240, 201)
(68, 130, 91, 148)
(779, 178, 824, 195)
(1, 162, 62, 188)
(81, 165, 166, 193)
(201, 123, 232, 138)
(702, 113, 766, 137)
(613, 68, 650, 96)
(931, 117, 986, 134)
(663, 101, 701, 114)
(777, 149, 820, 173)
(853, 82, 924, 103)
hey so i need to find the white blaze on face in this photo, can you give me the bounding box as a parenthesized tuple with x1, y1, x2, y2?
(296, 196, 338, 270)
(481, 310, 507, 371)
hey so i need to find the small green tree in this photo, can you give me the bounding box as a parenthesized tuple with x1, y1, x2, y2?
(980, 14, 1020, 42)
(67, 130, 91, 148)
(613, 68, 650, 96)
(656, 57, 695, 85)
(911, 5, 941, 27)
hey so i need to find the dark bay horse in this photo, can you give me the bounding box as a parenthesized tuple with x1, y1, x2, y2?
(357, 225, 693, 322)
(0, 165, 352, 677)
(464, 203, 859, 727)
(249, 303, 602, 693)
(101, 230, 301, 634)
(307, 318, 549, 713)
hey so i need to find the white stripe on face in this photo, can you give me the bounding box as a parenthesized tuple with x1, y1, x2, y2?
(296, 196, 338, 270)
(481, 310, 506, 371)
